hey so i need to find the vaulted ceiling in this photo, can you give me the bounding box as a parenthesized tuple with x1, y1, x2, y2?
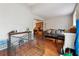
(27, 3, 76, 19)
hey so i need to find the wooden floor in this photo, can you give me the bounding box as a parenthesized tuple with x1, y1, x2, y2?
(43, 39, 59, 56)
(0, 38, 63, 56)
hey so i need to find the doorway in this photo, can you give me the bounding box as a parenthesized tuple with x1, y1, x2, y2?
(33, 19, 43, 39)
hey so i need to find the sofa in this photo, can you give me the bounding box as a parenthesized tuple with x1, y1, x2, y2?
(44, 29, 65, 41)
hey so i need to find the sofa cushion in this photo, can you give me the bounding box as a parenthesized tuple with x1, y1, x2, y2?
(56, 29, 64, 35)
(47, 29, 52, 34)
(51, 29, 56, 34)
(56, 30, 61, 35)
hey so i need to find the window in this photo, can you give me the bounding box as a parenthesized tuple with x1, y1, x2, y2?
(73, 11, 76, 26)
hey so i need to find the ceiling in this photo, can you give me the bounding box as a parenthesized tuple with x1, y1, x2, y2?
(27, 3, 76, 19)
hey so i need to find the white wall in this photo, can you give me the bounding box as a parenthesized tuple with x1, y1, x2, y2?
(0, 4, 34, 40)
(44, 15, 73, 30)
